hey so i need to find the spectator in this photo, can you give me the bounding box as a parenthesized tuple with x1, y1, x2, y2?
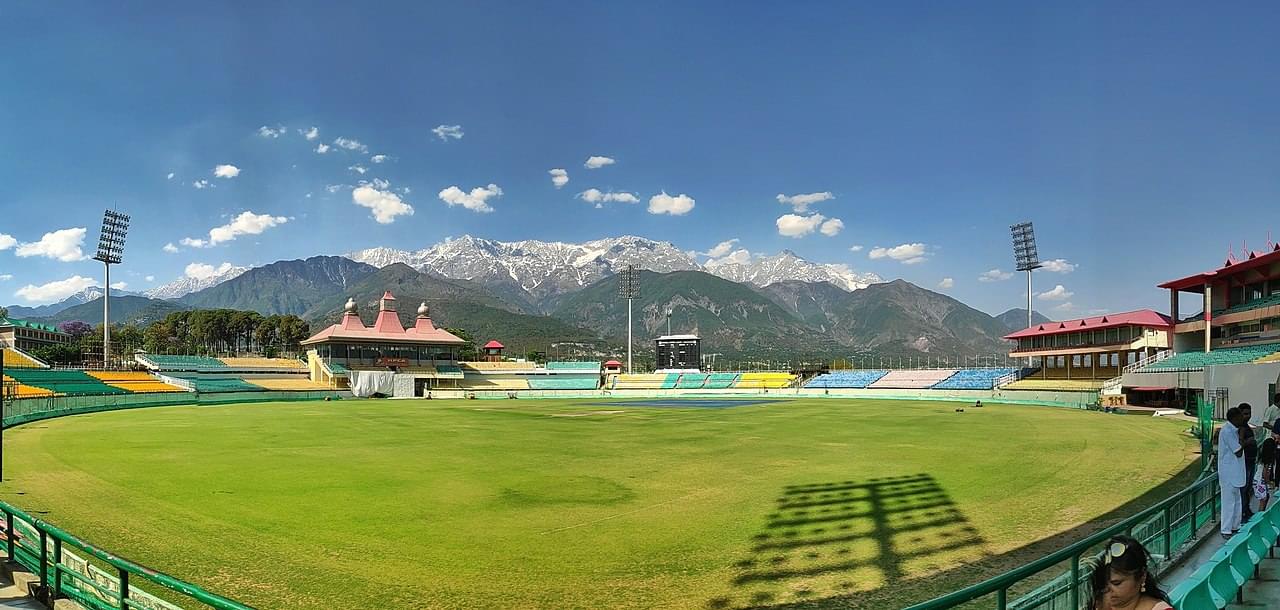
(1219, 406, 1246, 538)
(1241, 403, 1258, 521)
(1258, 437, 1275, 510)
(1264, 393, 1280, 431)
(1087, 536, 1172, 610)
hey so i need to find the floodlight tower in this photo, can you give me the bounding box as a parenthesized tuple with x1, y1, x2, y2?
(1010, 221, 1042, 365)
(94, 209, 130, 369)
(617, 265, 640, 374)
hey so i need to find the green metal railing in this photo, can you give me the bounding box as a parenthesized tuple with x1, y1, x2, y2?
(0, 500, 254, 609)
(905, 398, 1220, 610)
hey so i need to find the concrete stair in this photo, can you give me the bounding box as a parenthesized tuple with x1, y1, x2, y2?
(0, 561, 44, 610)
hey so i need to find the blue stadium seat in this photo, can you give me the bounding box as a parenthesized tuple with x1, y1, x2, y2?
(804, 370, 889, 389)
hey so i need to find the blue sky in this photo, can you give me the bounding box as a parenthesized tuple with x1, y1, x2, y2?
(2, 2, 1279, 317)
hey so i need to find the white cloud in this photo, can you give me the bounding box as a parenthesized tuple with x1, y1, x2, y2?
(0, 274, 11, 281)
(15, 228, 88, 261)
(1042, 258, 1077, 273)
(978, 268, 1014, 282)
(1053, 302, 1077, 312)
(776, 213, 827, 238)
(438, 184, 502, 213)
(353, 186, 415, 224)
(776, 191, 834, 212)
(333, 137, 368, 153)
(166, 172, 175, 180)
(1038, 285, 1074, 301)
(819, 218, 844, 237)
(185, 262, 237, 280)
(257, 125, 286, 138)
(145, 275, 155, 282)
(368, 177, 390, 190)
(400, 186, 411, 194)
(705, 248, 753, 269)
(192, 179, 212, 189)
(110, 281, 128, 290)
(213, 164, 240, 178)
(938, 278, 954, 289)
(370, 154, 389, 163)
(13, 275, 96, 304)
(348, 164, 368, 174)
(648, 191, 695, 216)
(577, 188, 639, 205)
(315, 143, 331, 154)
(182, 211, 288, 247)
(849, 245, 864, 252)
(325, 184, 345, 194)
(0, 233, 15, 250)
(584, 155, 616, 169)
(162, 242, 179, 253)
(549, 168, 569, 188)
(868, 243, 928, 264)
(432, 124, 464, 141)
(301, 126, 319, 140)
(704, 239, 739, 258)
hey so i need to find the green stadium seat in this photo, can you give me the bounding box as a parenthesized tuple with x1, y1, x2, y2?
(5, 369, 130, 396)
(545, 361, 602, 372)
(142, 354, 228, 370)
(527, 377, 599, 390)
(675, 374, 707, 389)
(1206, 544, 1243, 605)
(703, 373, 739, 389)
(1167, 567, 1220, 610)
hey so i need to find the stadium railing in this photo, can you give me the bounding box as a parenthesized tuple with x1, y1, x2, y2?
(906, 398, 1220, 610)
(0, 499, 254, 610)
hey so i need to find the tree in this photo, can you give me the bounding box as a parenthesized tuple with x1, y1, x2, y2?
(58, 320, 94, 340)
(446, 327, 478, 361)
(0, 306, 8, 319)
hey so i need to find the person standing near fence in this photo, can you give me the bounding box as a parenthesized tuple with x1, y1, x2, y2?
(1219, 406, 1247, 538)
(1239, 403, 1258, 521)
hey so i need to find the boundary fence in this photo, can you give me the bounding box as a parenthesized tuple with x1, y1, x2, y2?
(0, 390, 1216, 610)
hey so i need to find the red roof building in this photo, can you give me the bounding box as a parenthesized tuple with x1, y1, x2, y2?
(1158, 244, 1280, 352)
(1005, 309, 1172, 381)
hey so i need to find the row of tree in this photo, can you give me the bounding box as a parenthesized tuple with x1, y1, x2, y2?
(24, 310, 313, 366)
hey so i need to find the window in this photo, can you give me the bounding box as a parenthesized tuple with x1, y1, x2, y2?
(1083, 354, 1092, 367)
(1127, 351, 1138, 365)
(1072, 355, 1082, 367)
(1111, 353, 1120, 367)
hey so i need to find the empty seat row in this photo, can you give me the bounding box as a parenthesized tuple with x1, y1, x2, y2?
(527, 377, 599, 390)
(4, 369, 129, 396)
(1138, 343, 1280, 372)
(218, 357, 307, 370)
(141, 354, 228, 370)
(805, 370, 889, 389)
(930, 368, 1020, 390)
(1166, 501, 1280, 608)
(545, 361, 602, 372)
(868, 369, 958, 389)
(735, 373, 797, 389)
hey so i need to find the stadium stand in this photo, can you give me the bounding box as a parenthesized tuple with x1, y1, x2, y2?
(929, 367, 1020, 390)
(85, 371, 187, 393)
(2, 347, 46, 369)
(246, 378, 333, 391)
(165, 374, 265, 393)
(2, 375, 56, 398)
(702, 373, 739, 389)
(1218, 292, 1280, 317)
(612, 374, 679, 389)
(734, 372, 797, 389)
(675, 373, 708, 389)
(546, 361, 602, 372)
(804, 370, 889, 389)
(139, 354, 228, 371)
(1136, 342, 1280, 372)
(5, 370, 129, 396)
(527, 377, 599, 390)
(218, 357, 307, 369)
(1002, 379, 1106, 391)
(460, 378, 531, 390)
(1255, 351, 1280, 364)
(461, 361, 536, 372)
(435, 364, 463, 377)
(867, 369, 958, 389)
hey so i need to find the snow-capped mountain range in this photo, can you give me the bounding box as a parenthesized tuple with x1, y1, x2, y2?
(143, 265, 249, 300)
(344, 235, 881, 301)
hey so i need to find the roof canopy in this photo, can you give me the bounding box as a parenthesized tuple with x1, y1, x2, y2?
(301, 291, 465, 346)
(483, 340, 504, 349)
(1159, 244, 1280, 292)
(1003, 309, 1172, 340)
(0, 318, 64, 334)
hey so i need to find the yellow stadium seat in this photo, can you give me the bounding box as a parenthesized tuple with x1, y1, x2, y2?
(245, 378, 332, 391)
(218, 357, 307, 369)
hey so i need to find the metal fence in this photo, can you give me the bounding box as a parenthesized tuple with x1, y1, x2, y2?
(905, 398, 1219, 610)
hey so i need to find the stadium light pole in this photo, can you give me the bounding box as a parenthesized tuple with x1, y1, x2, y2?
(94, 209, 130, 370)
(1011, 221, 1042, 367)
(618, 265, 640, 374)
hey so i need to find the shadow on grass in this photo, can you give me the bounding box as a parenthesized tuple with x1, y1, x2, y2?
(736, 458, 1203, 609)
(706, 474, 987, 609)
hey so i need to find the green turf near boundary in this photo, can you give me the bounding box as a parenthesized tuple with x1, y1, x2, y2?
(0, 398, 1195, 610)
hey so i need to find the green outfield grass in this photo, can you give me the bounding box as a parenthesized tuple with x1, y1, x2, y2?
(1, 398, 1196, 609)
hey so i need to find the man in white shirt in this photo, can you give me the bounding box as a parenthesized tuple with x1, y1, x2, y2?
(1263, 393, 1280, 433)
(1219, 406, 1246, 537)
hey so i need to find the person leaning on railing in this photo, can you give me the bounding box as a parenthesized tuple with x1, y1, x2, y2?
(1087, 536, 1172, 610)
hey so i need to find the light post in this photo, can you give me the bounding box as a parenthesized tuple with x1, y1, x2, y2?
(617, 265, 640, 374)
(1011, 221, 1042, 367)
(94, 209, 129, 369)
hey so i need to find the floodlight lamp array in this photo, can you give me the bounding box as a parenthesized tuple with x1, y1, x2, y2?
(93, 209, 130, 264)
(1010, 221, 1042, 272)
(617, 265, 641, 299)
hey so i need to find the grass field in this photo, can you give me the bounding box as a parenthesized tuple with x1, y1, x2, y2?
(1, 398, 1196, 609)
